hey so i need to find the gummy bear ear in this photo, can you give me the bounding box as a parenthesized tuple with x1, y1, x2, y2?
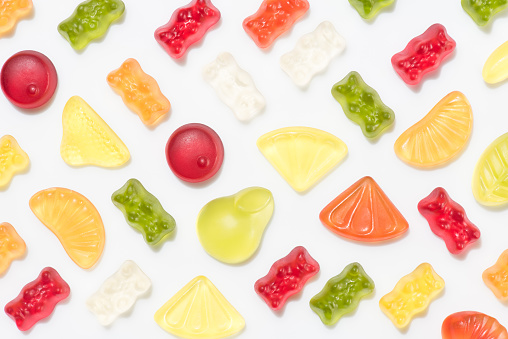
(234, 187, 273, 214)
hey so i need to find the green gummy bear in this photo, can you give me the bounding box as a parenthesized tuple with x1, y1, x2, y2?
(348, 0, 395, 19)
(58, 0, 125, 50)
(461, 0, 508, 26)
(310, 262, 375, 326)
(112, 178, 176, 246)
(331, 71, 394, 138)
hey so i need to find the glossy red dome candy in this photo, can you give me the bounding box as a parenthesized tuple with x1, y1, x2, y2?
(165, 123, 224, 183)
(1, 50, 58, 109)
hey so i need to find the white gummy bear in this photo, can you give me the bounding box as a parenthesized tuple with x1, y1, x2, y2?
(280, 21, 346, 87)
(86, 260, 151, 326)
(203, 52, 266, 122)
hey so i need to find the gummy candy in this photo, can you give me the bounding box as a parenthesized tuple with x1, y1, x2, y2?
(154, 0, 220, 59)
(5, 267, 70, 331)
(379, 263, 444, 329)
(1, 50, 58, 109)
(30, 187, 105, 269)
(280, 21, 346, 87)
(107, 58, 171, 126)
(0, 0, 32, 37)
(60, 96, 130, 168)
(257, 127, 348, 192)
(462, 0, 508, 26)
(442, 311, 508, 339)
(418, 187, 480, 255)
(165, 123, 224, 183)
(394, 91, 473, 168)
(319, 176, 408, 242)
(58, 0, 125, 50)
(0, 135, 29, 189)
(87, 260, 151, 326)
(154, 276, 245, 338)
(0, 222, 25, 275)
(483, 40, 508, 84)
(203, 52, 265, 122)
(310, 262, 374, 326)
(348, 0, 394, 19)
(331, 71, 394, 138)
(483, 249, 508, 301)
(112, 179, 176, 246)
(391, 24, 456, 86)
(243, 0, 309, 49)
(255, 246, 319, 311)
(197, 187, 274, 264)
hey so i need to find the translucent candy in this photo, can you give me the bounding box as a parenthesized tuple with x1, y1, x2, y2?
(0, 135, 29, 189)
(483, 249, 508, 301)
(0, 222, 25, 275)
(0, 0, 32, 37)
(442, 311, 508, 339)
(483, 39, 508, 84)
(348, 0, 394, 19)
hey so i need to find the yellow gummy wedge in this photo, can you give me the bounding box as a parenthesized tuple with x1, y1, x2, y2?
(394, 91, 473, 168)
(0, 135, 29, 189)
(257, 127, 348, 192)
(483, 40, 508, 84)
(154, 276, 245, 339)
(60, 96, 130, 167)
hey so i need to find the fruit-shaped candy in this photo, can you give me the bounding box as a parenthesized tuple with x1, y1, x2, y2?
(483, 40, 508, 84)
(0, 135, 29, 189)
(442, 311, 508, 339)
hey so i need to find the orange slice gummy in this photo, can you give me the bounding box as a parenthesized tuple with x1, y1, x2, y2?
(0, 222, 25, 275)
(442, 311, 508, 339)
(0, 135, 29, 189)
(0, 0, 33, 37)
(483, 249, 508, 301)
(394, 91, 472, 167)
(29, 187, 105, 269)
(319, 176, 408, 242)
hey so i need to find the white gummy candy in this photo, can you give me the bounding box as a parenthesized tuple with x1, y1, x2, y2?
(203, 52, 266, 122)
(280, 21, 346, 87)
(86, 260, 151, 326)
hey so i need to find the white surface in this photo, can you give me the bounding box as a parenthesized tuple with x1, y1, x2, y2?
(1, 0, 508, 338)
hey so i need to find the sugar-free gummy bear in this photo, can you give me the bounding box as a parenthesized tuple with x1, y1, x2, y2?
(462, 0, 508, 26)
(348, 0, 395, 19)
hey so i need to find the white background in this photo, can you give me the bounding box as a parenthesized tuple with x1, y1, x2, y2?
(1, 0, 508, 338)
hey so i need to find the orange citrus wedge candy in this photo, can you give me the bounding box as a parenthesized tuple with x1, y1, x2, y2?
(394, 91, 472, 167)
(0, 135, 29, 189)
(0, 222, 26, 275)
(442, 311, 508, 339)
(29, 187, 105, 269)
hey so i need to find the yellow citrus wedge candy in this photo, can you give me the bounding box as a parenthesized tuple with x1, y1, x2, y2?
(60, 96, 130, 167)
(0, 222, 26, 275)
(154, 276, 245, 339)
(483, 40, 508, 84)
(29, 187, 105, 269)
(257, 127, 348, 192)
(0, 135, 29, 189)
(394, 91, 472, 168)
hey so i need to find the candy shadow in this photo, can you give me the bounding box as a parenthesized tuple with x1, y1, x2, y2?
(358, 0, 397, 25)
(20, 290, 72, 335)
(147, 227, 177, 253)
(65, 156, 132, 171)
(323, 224, 410, 247)
(295, 153, 349, 196)
(0, 161, 31, 192)
(476, 202, 508, 213)
(365, 122, 395, 145)
(102, 284, 153, 329)
(0, 8, 35, 40)
(0, 248, 28, 278)
(177, 162, 224, 190)
(145, 108, 172, 130)
(485, 79, 508, 88)
(405, 50, 458, 94)
(476, 11, 508, 34)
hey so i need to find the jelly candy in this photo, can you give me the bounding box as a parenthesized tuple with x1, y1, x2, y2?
(348, 0, 394, 19)
(30, 187, 105, 269)
(0, 0, 32, 37)
(112, 179, 176, 246)
(87, 260, 151, 326)
(462, 0, 508, 26)
(472, 132, 508, 206)
(320, 176, 408, 242)
(203, 52, 265, 122)
(0, 222, 25, 275)
(310, 262, 374, 326)
(107, 58, 171, 126)
(331, 71, 394, 138)
(243, 0, 309, 49)
(0, 135, 29, 189)
(257, 127, 348, 192)
(442, 311, 508, 339)
(154, 276, 245, 338)
(379, 263, 444, 329)
(391, 24, 456, 86)
(394, 91, 473, 168)
(165, 123, 224, 183)
(60, 96, 130, 168)
(483, 249, 508, 301)
(5, 267, 70, 331)
(255, 246, 319, 311)
(1, 50, 58, 109)
(154, 0, 220, 59)
(483, 40, 508, 84)
(58, 0, 125, 50)
(196, 187, 274, 264)
(280, 21, 346, 88)
(418, 187, 480, 255)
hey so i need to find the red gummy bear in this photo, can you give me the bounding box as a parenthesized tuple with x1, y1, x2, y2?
(391, 24, 455, 86)
(254, 246, 319, 311)
(5, 267, 70, 331)
(154, 0, 220, 59)
(418, 187, 480, 255)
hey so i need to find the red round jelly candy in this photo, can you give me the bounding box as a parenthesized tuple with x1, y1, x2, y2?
(165, 123, 224, 183)
(1, 50, 58, 109)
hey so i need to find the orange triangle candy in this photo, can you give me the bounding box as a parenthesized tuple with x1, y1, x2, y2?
(0, 222, 26, 275)
(319, 176, 408, 242)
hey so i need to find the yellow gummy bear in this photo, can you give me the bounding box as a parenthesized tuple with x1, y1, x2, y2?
(60, 96, 130, 167)
(0, 135, 29, 189)
(154, 276, 245, 339)
(0, 0, 32, 37)
(483, 40, 508, 84)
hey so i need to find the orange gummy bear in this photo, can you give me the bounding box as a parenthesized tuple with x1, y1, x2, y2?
(0, 0, 33, 37)
(107, 58, 170, 126)
(0, 222, 25, 275)
(483, 249, 508, 301)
